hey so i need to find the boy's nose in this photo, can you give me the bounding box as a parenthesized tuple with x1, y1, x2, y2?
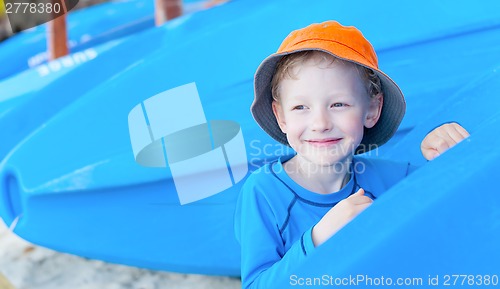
(310, 109, 333, 132)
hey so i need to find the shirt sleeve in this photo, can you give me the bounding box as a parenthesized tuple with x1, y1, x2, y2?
(234, 177, 312, 289)
(302, 226, 316, 255)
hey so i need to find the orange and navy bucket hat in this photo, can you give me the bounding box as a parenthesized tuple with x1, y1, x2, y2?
(251, 21, 406, 153)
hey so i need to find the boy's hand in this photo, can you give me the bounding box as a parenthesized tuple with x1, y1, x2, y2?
(421, 123, 470, 160)
(312, 188, 372, 247)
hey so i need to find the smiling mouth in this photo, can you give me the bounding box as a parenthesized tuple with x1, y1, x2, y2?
(306, 138, 342, 146)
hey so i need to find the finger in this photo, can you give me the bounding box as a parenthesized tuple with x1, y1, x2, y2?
(349, 188, 364, 198)
(422, 149, 439, 161)
(446, 128, 466, 145)
(438, 131, 459, 148)
(454, 124, 470, 139)
(420, 133, 439, 150)
(421, 133, 451, 153)
(434, 134, 455, 154)
(450, 123, 470, 141)
(421, 134, 440, 160)
(440, 123, 470, 142)
(349, 195, 374, 205)
(356, 202, 373, 213)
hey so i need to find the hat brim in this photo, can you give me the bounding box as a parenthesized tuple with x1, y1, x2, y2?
(251, 49, 406, 154)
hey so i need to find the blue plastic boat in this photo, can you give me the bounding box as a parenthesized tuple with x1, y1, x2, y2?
(1, 0, 499, 276)
(0, 0, 233, 162)
(0, 0, 155, 80)
(0, 0, 214, 81)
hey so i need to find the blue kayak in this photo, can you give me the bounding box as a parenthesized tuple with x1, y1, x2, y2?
(0, 0, 233, 162)
(1, 0, 499, 276)
(0, 0, 155, 80)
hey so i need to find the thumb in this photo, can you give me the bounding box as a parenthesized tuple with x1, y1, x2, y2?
(427, 150, 440, 160)
(349, 188, 365, 197)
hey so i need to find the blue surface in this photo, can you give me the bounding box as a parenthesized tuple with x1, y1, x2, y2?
(0, 0, 499, 276)
(0, 1, 232, 162)
(0, 0, 154, 80)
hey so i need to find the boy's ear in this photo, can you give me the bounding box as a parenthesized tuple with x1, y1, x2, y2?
(364, 93, 383, 129)
(272, 101, 287, 133)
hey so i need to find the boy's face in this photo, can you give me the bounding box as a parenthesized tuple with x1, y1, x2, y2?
(272, 58, 383, 167)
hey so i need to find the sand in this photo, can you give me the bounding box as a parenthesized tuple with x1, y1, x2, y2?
(0, 222, 241, 289)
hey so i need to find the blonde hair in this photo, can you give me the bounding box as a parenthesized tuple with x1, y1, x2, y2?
(271, 50, 382, 102)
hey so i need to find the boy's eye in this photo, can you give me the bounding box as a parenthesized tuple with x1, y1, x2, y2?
(292, 105, 306, 110)
(332, 103, 347, 108)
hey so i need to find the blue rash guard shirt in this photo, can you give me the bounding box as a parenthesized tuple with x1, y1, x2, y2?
(234, 156, 415, 288)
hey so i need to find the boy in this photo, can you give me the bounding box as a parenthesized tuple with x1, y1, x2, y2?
(234, 21, 469, 288)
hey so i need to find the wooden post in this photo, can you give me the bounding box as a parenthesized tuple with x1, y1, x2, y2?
(47, 0, 69, 61)
(155, 0, 182, 26)
(0, 272, 16, 289)
(47, 14, 69, 60)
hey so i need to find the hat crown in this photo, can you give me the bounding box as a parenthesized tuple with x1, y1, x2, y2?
(278, 21, 379, 69)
